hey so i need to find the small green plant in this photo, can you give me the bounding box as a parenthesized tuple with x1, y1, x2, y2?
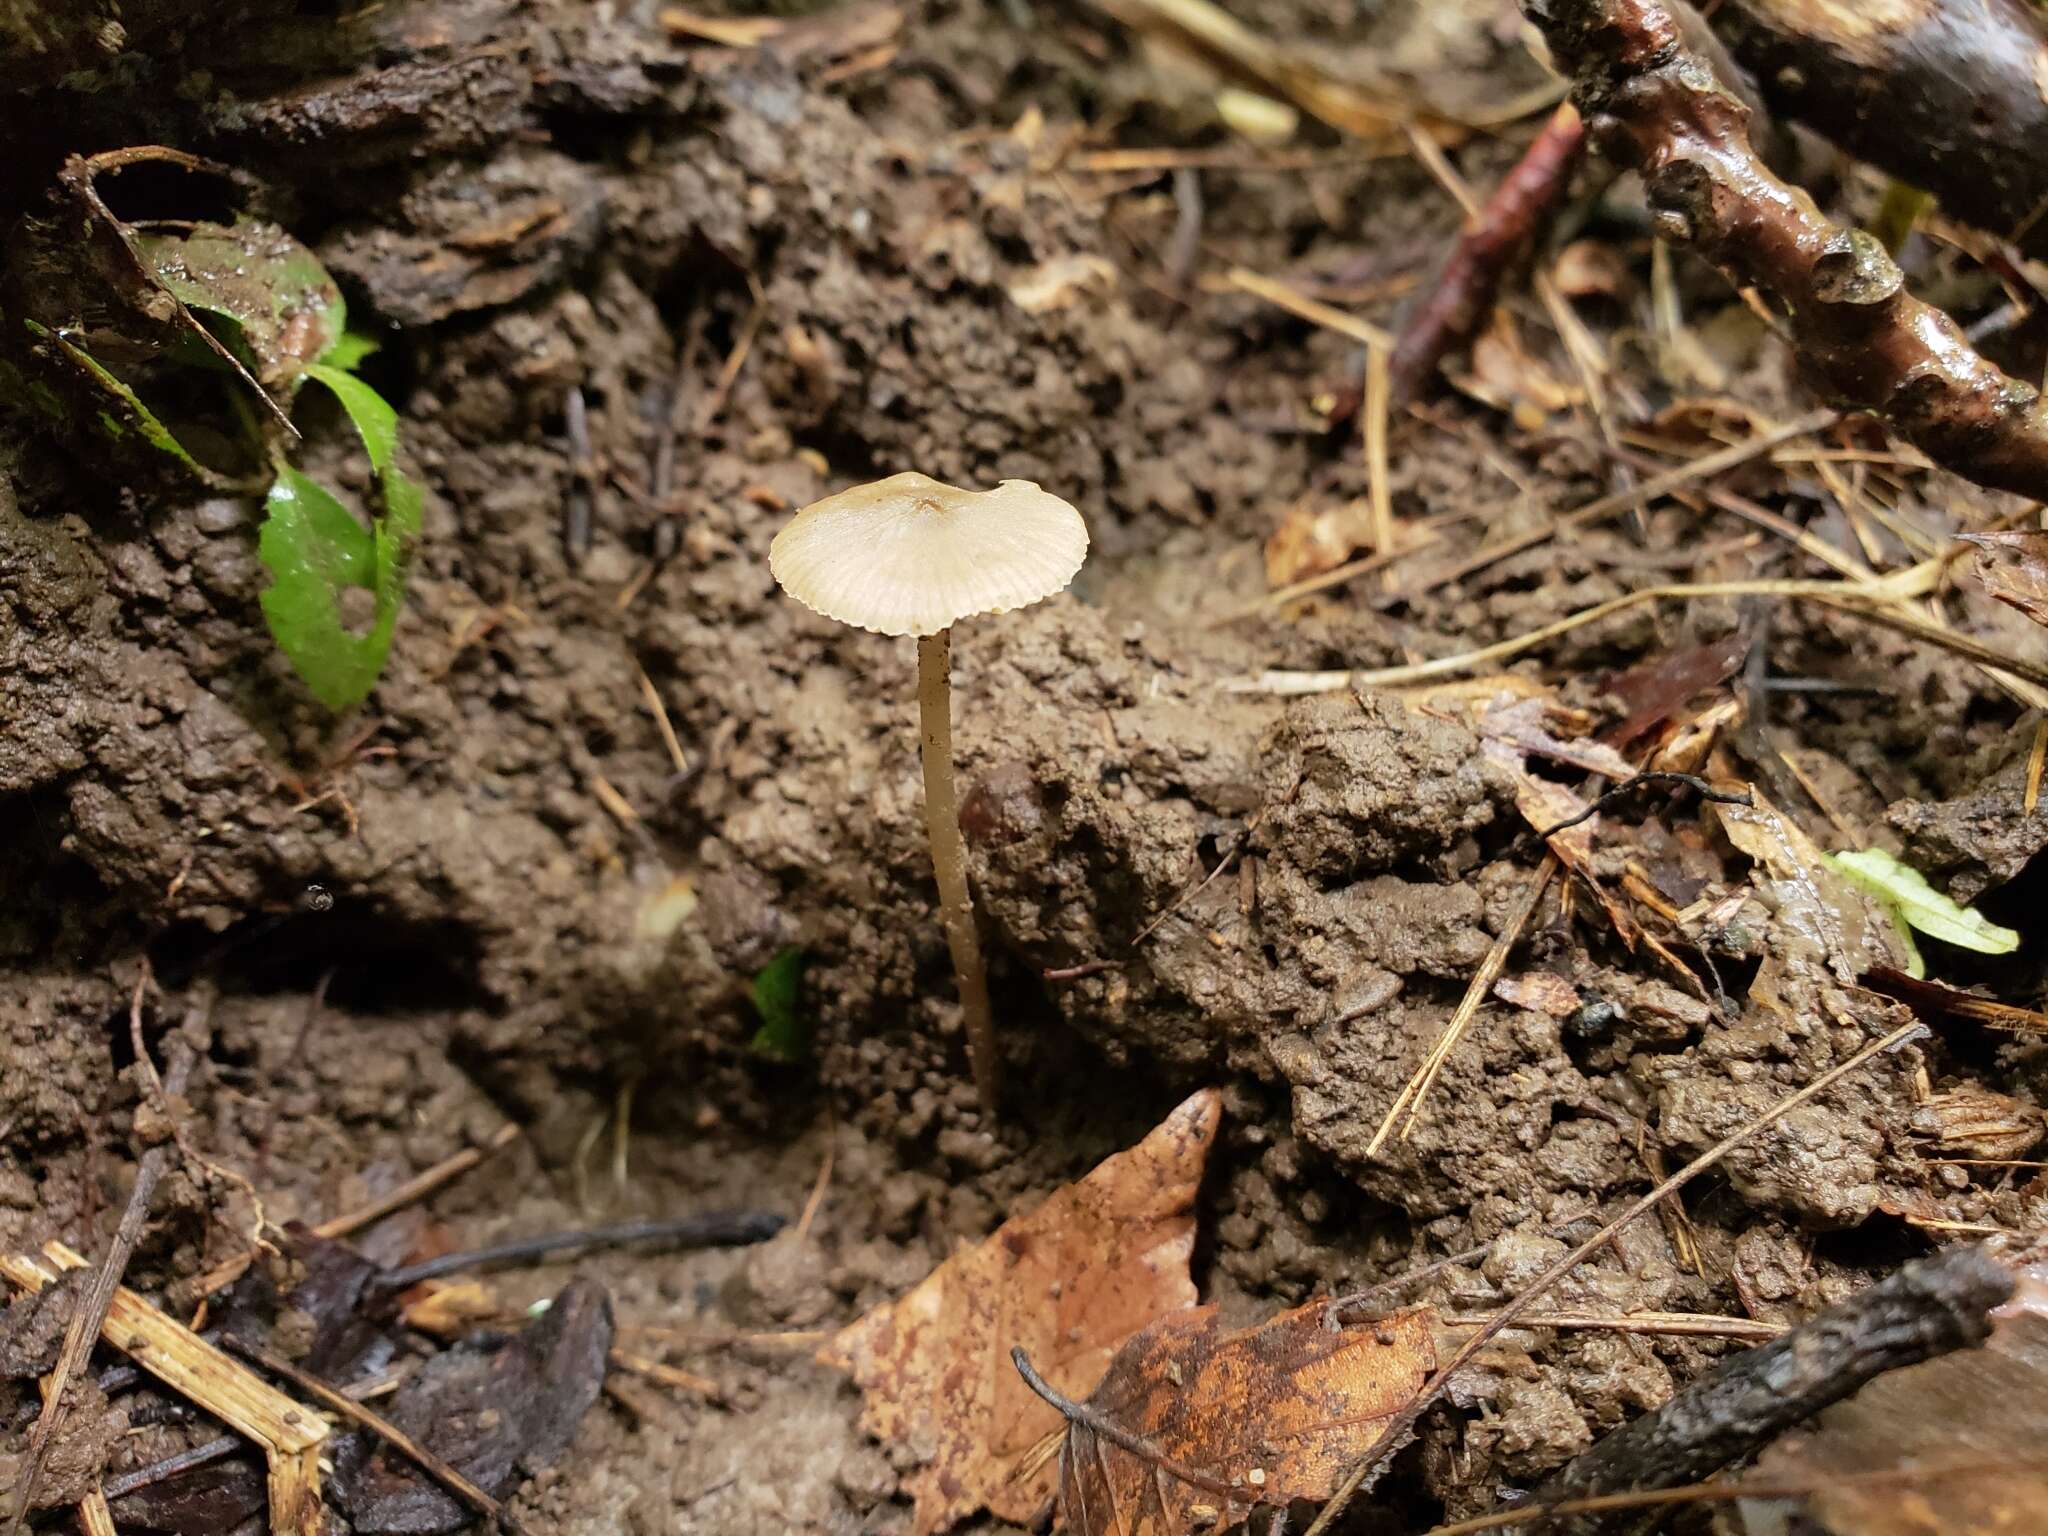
(2, 151, 420, 713)
(1827, 848, 2021, 978)
(747, 946, 811, 1063)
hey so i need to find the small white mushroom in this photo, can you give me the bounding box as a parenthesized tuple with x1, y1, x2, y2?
(769, 472, 1088, 1113)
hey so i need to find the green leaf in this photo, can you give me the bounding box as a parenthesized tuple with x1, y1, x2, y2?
(747, 946, 811, 1063)
(1828, 849, 2020, 972)
(258, 468, 391, 711)
(32, 321, 212, 477)
(304, 363, 398, 478)
(316, 331, 381, 372)
(259, 364, 423, 712)
(132, 218, 346, 390)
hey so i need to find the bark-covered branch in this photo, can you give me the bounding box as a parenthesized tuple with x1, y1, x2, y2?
(1524, 0, 2048, 501)
(1531, 1242, 2016, 1531)
(1713, 0, 2048, 261)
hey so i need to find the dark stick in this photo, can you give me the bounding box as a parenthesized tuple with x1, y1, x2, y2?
(1532, 772, 1751, 839)
(3, 973, 198, 1536)
(223, 1334, 527, 1536)
(366, 1210, 786, 1293)
(1389, 101, 1587, 407)
(103, 1436, 243, 1502)
(1527, 1242, 2017, 1531)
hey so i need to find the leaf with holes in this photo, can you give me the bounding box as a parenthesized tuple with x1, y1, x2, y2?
(1029, 1299, 1435, 1536)
(257, 367, 422, 711)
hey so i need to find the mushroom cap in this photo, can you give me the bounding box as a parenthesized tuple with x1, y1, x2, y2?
(768, 472, 1089, 637)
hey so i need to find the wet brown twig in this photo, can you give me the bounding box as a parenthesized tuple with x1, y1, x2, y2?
(1529, 1242, 2017, 1530)
(1532, 771, 1751, 839)
(1522, 0, 2048, 501)
(1389, 103, 1587, 406)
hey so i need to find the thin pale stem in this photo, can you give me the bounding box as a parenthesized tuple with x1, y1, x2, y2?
(918, 630, 998, 1113)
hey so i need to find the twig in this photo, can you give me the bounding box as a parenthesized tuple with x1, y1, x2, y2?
(1232, 570, 2048, 694)
(1531, 1243, 2015, 1528)
(1524, 0, 2048, 500)
(634, 662, 690, 777)
(1362, 340, 1397, 592)
(223, 1334, 523, 1536)
(1226, 266, 1393, 348)
(2, 972, 198, 1536)
(563, 385, 596, 567)
(365, 1210, 786, 1293)
(1363, 856, 1556, 1159)
(1532, 772, 1750, 839)
(699, 275, 766, 430)
(1439, 1310, 1784, 1341)
(1010, 1347, 1243, 1503)
(1301, 1016, 1927, 1535)
(103, 1435, 243, 1502)
(1417, 409, 1835, 595)
(608, 1347, 724, 1403)
(192, 1122, 523, 1300)
(1389, 103, 1587, 406)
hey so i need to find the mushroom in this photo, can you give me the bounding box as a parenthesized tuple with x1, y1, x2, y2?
(769, 472, 1089, 1112)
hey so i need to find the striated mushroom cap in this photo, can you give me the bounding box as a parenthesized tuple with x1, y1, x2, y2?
(768, 472, 1088, 637)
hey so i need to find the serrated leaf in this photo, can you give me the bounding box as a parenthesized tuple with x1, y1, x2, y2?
(1828, 849, 2020, 964)
(747, 946, 810, 1062)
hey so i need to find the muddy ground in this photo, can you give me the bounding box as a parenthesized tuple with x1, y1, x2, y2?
(5, 0, 2048, 1531)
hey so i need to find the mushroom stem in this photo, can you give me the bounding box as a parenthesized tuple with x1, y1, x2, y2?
(917, 628, 999, 1114)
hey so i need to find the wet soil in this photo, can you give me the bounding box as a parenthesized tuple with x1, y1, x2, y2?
(5, 0, 2048, 1532)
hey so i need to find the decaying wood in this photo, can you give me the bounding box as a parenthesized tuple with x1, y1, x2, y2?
(2, 1241, 327, 1536)
(1523, 0, 2048, 501)
(1531, 1241, 2017, 1530)
(1712, 0, 2048, 259)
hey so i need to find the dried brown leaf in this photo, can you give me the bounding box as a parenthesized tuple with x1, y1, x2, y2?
(1495, 970, 1582, 1018)
(1048, 1300, 1434, 1536)
(820, 1090, 1222, 1535)
(1960, 530, 2048, 627)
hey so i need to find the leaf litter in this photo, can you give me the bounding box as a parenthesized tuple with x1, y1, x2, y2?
(819, 1090, 1221, 1534)
(1017, 1300, 1434, 1536)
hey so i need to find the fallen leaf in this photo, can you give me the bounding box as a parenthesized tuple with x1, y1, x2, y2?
(1032, 1300, 1434, 1535)
(1264, 498, 1372, 586)
(1908, 1085, 2046, 1161)
(1495, 970, 1582, 1018)
(1959, 530, 2048, 627)
(1715, 792, 1887, 982)
(821, 1090, 1222, 1535)
(1456, 309, 1581, 430)
(1552, 239, 1629, 300)
(1601, 632, 1752, 748)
